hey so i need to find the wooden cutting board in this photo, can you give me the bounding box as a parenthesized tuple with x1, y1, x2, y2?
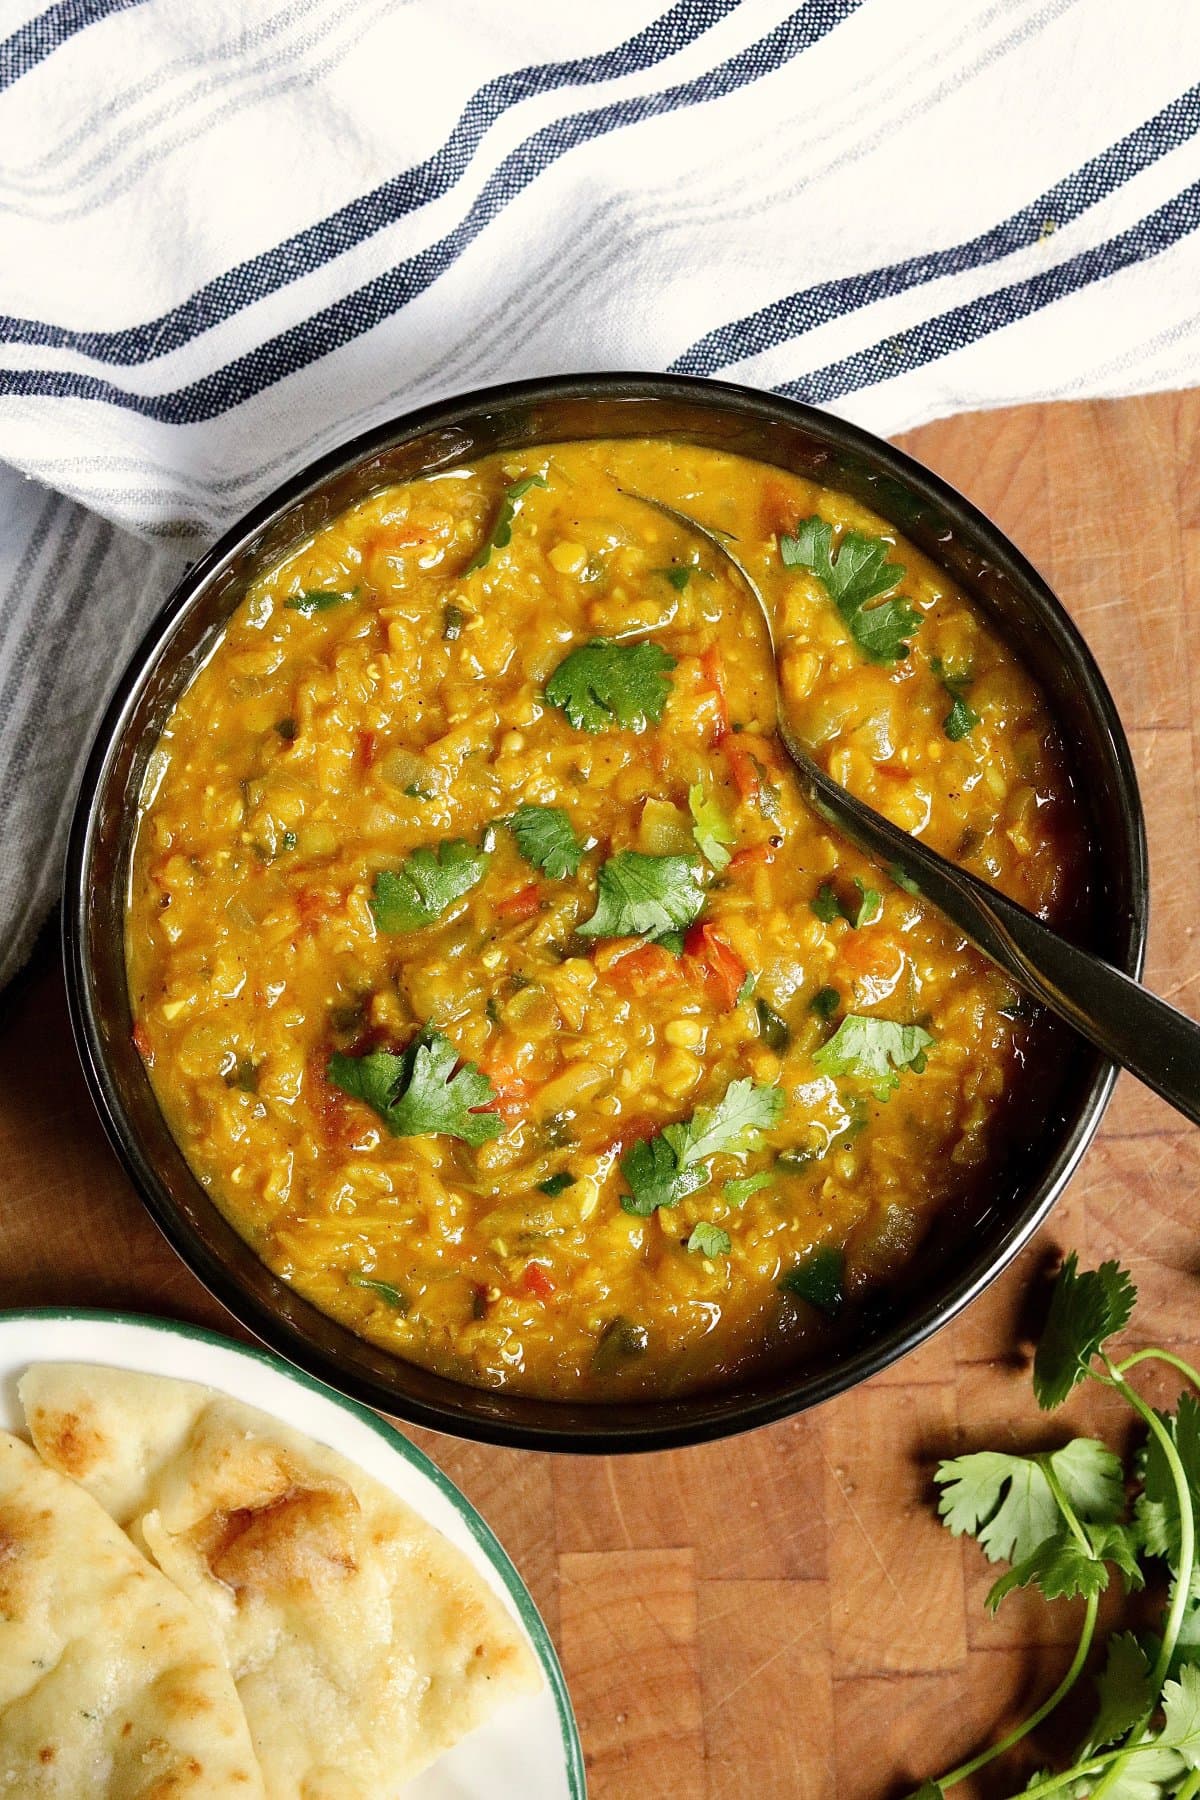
(2, 389, 1197, 1798)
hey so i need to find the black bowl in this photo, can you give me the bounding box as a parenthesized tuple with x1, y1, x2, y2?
(63, 373, 1147, 1452)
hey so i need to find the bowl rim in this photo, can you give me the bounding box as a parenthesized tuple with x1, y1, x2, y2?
(62, 370, 1149, 1453)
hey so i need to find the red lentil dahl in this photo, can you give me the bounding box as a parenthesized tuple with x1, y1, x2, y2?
(125, 440, 1086, 1399)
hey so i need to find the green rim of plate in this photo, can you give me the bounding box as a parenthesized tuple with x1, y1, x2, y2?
(0, 1306, 586, 1799)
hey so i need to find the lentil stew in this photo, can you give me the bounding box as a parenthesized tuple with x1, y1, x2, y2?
(125, 440, 1088, 1400)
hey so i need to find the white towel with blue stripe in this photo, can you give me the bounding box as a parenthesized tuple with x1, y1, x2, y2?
(2, 0, 1199, 984)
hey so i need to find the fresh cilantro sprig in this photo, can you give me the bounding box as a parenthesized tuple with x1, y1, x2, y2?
(371, 840, 489, 932)
(780, 517, 920, 663)
(813, 1014, 933, 1102)
(811, 876, 882, 929)
(620, 1078, 783, 1217)
(579, 850, 705, 942)
(507, 804, 584, 879)
(909, 1258, 1200, 1800)
(465, 474, 546, 573)
(545, 638, 675, 732)
(328, 1031, 503, 1145)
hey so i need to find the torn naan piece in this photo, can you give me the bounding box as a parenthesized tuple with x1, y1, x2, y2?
(19, 1365, 541, 1799)
(0, 1429, 263, 1798)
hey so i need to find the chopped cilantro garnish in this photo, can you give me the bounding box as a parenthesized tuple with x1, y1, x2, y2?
(755, 998, 790, 1051)
(275, 716, 297, 741)
(621, 1078, 783, 1216)
(280, 829, 298, 852)
(810, 986, 841, 1021)
(579, 851, 705, 942)
(780, 1246, 845, 1315)
(370, 840, 488, 932)
(545, 637, 675, 733)
(328, 1031, 502, 1145)
(811, 878, 881, 928)
(724, 1170, 773, 1206)
(780, 517, 918, 663)
(285, 588, 355, 615)
(223, 1057, 259, 1093)
(507, 805, 584, 879)
(687, 1221, 731, 1257)
(931, 656, 981, 741)
(347, 1272, 409, 1312)
(687, 782, 734, 871)
(442, 602, 466, 640)
(537, 1171, 576, 1197)
(813, 1014, 934, 1101)
(659, 565, 691, 591)
(735, 971, 756, 1004)
(465, 474, 546, 573)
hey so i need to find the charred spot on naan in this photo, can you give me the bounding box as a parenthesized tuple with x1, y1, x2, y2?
(25, 1400, 110, 1480)
(192, 1481, 360, 1596)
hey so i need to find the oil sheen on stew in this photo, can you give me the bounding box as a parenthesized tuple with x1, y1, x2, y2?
(126, 440, 1088, 1400)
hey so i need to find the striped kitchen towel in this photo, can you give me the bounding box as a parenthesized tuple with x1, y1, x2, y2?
(1, 0, 1199, 985)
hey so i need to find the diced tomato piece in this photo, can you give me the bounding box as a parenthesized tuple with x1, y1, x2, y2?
(684, 922, 747, 1011)
(876, 761, 909, 781)
(758, 478, 797, 541)
(602, 1113, 660, 1158)
(728, 842, 776, 873)
(131, 1021, 153, 1062)
(700, 646, 731, 744)
(497, 882, 542, 922)
(296, 888, 326, 936)
(307, 1045, 358, 1151)
(722, 737, 760, 802)
(603, 940, 684, 995)
(521, 1262, 556, 1300)
(370, 523, 437, 552)
(357, 729, 377, 770)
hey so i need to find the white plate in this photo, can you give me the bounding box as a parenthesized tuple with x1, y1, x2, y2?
(0, 1309, 585, 1800)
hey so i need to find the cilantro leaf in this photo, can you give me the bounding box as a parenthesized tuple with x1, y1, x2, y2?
(780, 1246, 845, 1315)
(346, 1272, 409, 1312)
(688, 782, 734, 871)
(537, 1171, 576, 1197)
(371, 840, 489, 932)
(328, 1032, 503, 1145)
(936, 1439, 1125, 1565)
(723, 1170, 773, 1205)
(508, 804, 584, 879)
(465, 473, 546, 572)
(621, 1079, 783, 1216)
(810, 986, 841, 1021)
(579, 851, 705, 941)
(905, 1786, 945, 1800)
(813, 1014, 934, 1101)
(1154, 1662, 1200, 1768)
(1084, 1633, 1155, 1754)
(545, 638, 675, 732)
(811, 878, 881, 929)
(780, 517, 918, 663)
(986, 1521, 1142, 1614)
(688, 1221, 731, 1257)
(1032, 1255, 1137, 1409)
(658, 565, 691, 591)
(1136, 1394, 1200, 1588)
(931, 656, 981, 741)
(284, 587, 355, 615)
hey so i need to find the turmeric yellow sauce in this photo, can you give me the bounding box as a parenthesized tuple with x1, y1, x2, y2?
(126, 441, 1086, 1399)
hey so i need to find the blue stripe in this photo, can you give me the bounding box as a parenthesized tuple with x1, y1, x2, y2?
(0, 0, 145, 92)
(0, 0, 858, 423)
(0, 0, 742, 361)
(770, 178, 1200, 409)
(672, 85, 1200, 377)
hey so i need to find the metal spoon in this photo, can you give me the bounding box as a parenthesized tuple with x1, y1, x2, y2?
(621, 488, 1200, 1128)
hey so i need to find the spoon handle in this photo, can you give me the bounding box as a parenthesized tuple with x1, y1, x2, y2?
(790, 742, 1200, 1127)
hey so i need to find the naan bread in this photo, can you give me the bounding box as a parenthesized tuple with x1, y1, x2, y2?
(20, 1366, 541, 1799)
(0, 1428, 263, 1798)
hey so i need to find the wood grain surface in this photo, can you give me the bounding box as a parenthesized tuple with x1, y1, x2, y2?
(2, 390, 1198, 1798)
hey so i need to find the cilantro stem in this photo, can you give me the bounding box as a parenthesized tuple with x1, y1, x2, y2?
(1114, 1346, 1200, 1393)
(933, 1590, 1099, 1792)
(1083, 1360, 1197, 1800)
(1177, 1774, 1200, 1800)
